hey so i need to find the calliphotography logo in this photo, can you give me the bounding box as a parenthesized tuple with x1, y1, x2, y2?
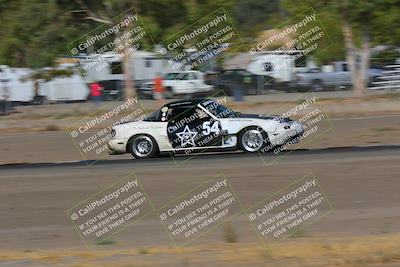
(159, 7, 245, 72)
(68, 96, 146, 164)
(248, 7, 333, 85)
(247, 174, 333, 243)
(67, 7, 153, 77)
(67, 174, 154, 247)
(157, 175, 243, 246)
(256, 92, 334, 166)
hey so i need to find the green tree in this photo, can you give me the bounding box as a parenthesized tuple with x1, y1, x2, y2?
(283, 0, 400, 96)
(0, 0, 87, 67)
(233, 0, 280, 37)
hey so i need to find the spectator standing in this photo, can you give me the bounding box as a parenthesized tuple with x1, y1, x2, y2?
(231, 70, 244, 102)
(153, 73, 164, 101)
(243, 72, 252, 95)
(90, 82, 103, 106)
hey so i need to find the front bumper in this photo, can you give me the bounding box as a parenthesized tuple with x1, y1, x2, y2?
(270, 121, 304, 146)
(107, 138, 127, 154)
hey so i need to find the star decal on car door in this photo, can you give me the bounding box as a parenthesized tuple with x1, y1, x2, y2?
(176, 125, 198, 147)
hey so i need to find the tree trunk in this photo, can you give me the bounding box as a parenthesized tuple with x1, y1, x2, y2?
(122, 16, 135, 101)
(341, 17, 362, 96)
(358, 31, 370, 94)
(122, 51, 135, 100)
(337, 0, 369, 97)
(351, 32, 370, 97)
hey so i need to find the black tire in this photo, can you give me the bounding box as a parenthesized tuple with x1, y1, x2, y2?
(238, 127, 269, 153)
(311, 80, 324, 91)
(368, 76, 379, 87)
(215, 87, 232, 96)
(137, 90, 154, 100)
(164, 87, 174, 99)
(136, 90, 144, 99)
(127, 134, 159, 159)
(183, 94, 194, 100)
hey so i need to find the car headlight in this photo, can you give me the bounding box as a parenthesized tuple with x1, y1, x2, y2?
(110, 129, 116, 138)
(290, 121, 304, 133)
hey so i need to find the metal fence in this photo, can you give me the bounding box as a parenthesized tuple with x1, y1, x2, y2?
(369, 65, 400, 90)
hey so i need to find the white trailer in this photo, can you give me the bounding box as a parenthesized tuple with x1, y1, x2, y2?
(80, 51, 176, 84)
(0, 65, 89, 103)
(0, 65, 34, 102)
(223, 51, 316, 83)
(39, 74, 89, 102)
(247, 51, 316, 82)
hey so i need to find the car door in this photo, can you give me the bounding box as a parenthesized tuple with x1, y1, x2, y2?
(194, 72, 209, 92)
(338, 62, 351, 86)
(191, 72, 201, 92)
(174, 73, 195, 94)
(166, 105, 223, 150)
(185, 72, 197, 93)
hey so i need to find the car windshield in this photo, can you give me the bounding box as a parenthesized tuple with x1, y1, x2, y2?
(200, 100, 238, 118)
(176, 73, 196, 80)
(174, 73, 185, 80)
(164, 72, 180, 80)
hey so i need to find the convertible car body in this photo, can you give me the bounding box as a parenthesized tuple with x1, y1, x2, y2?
(108, 99, 304, 158)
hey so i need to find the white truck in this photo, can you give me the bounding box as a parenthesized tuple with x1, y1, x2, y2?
(292, 61, 383, 91)
(137, 71, 214, 99)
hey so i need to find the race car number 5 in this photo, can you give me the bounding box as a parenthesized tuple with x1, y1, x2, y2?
(202, 121, 219, 135)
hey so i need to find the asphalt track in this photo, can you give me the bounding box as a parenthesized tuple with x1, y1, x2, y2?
(0, 145, 399, 250)
(0, 144, 399, 168)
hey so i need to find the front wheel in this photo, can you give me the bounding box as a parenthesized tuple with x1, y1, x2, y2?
(129, 135, 159, 159)
(164, 87, 174, 99)
(238, 127, 268, 153)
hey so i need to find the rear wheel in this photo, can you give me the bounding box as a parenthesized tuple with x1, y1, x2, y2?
(128, 135, 159, 159)
(238, 127, 268, 153)
(311, 80, 324, 91)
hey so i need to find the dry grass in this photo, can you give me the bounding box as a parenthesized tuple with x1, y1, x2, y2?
(1, 234, 400, 266)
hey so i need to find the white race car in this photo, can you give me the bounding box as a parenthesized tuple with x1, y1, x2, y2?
(108, 99, 304, 158)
